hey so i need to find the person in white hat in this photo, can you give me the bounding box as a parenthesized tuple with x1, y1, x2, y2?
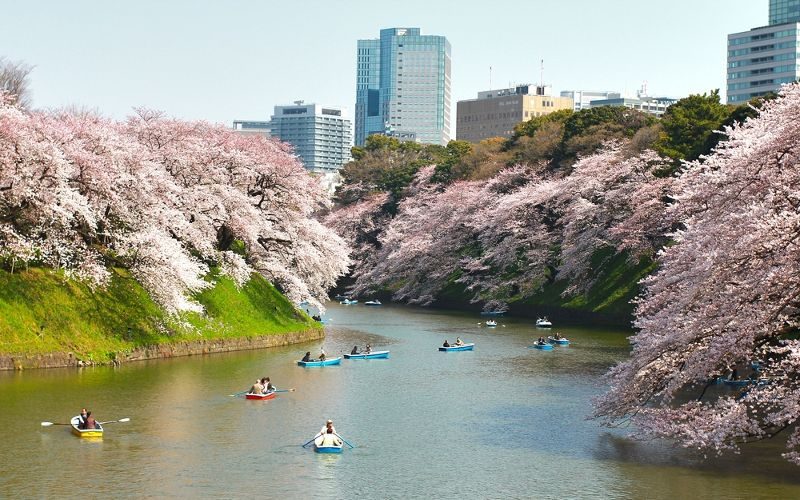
(319, 419, 336, 436)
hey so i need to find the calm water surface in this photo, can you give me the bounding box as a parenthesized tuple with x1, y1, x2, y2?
(1, 303, 799, 499)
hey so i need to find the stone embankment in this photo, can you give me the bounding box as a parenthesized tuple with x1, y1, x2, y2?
(0, 328, 324, 370)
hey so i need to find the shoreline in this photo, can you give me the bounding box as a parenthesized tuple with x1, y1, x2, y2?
(0, 328, 324, 370)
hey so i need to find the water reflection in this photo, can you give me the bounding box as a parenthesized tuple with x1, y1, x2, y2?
(2, 302, 800, 498)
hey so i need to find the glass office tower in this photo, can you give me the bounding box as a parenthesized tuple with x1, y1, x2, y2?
(355, 28, 451, 146)
(727, 1, 800, 104)
(770, 0, 800, 25)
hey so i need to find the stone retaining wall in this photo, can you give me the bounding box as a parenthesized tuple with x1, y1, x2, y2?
(0, 328, 324, 370)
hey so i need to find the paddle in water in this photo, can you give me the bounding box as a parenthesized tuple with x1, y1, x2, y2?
(98, 418, 131, 425)
(41, 417, 130, 426)
(302, 433, 322, 447)
(334, 433, 355, 449)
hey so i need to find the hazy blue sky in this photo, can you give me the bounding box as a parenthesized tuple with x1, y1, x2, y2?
(3, 0, 765, 124)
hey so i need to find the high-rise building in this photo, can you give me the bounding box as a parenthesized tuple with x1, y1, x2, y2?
(456, 85, 573, 143)
(560, 90, 622, 111)
(727, 2, 800, 104)
(770, 0, 800, 25)
(268, 101, 352, 174)
(355, 27, 451, 146)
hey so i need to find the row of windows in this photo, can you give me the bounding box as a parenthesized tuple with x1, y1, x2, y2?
(729, 40, 800, 57)
(728, 76, 799, 92)
(729, 64, 800, 79)
(728, 52, 797, 68)
(729, 29, 797, 46)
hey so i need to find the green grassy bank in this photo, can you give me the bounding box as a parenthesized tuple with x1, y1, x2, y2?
(433, 248, 656, 325)
(0, 267, 319, 364)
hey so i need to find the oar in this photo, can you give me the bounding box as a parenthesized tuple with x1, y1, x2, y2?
(274, 388, 296, 393)
(229, 389, 250, 397)
(98, 418, 130, 425)
(335, 433, 355, 449)
(41, 421, 71, 427)
(302, 433, 322, 448)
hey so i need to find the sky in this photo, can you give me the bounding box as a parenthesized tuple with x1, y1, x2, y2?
(2, 0, 766, 125)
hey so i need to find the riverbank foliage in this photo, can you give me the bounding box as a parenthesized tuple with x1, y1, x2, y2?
(0, 267, 317, 363)
(0, 95, 349, 315)
(329, 84, 800, 463)
(595, 84, 800, 465)
(327, 90, 761, 317)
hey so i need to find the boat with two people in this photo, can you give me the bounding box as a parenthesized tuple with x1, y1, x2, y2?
(298, 350, 342, 367)
(530, 337, 554, 350)
(547, 333, 570, 345)
(303, 420, 354, 453)
(439, 338, 474, 351)
(364, 299, 382, 306)
(70, 414, 104, 438)
(344, 344, 390, 359)
(340, 298, 358, 305)
(485, 320, 497, 327)
(536, 317, 552, 328)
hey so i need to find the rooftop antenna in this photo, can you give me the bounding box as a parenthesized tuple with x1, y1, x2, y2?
(489, 66, 492, 90)
(293, 100, 304, 106)
(540, 59, 544, 88)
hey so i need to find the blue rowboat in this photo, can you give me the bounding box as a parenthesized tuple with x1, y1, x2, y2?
(529, 343, 553, 350)
(480, 311, 506, 317)
(438, 343, 474, 352)
(547, 336, 570, 345)
(313, 435, 343, 453)
(297, 357, 342, 367)
(344, 350, 390, 359)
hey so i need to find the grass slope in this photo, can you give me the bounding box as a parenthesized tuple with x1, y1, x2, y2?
(434, 248, 655, 323)
(0, 267, 318, 362)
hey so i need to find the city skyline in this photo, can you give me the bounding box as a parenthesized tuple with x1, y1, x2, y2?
(1, 0, 765, 124)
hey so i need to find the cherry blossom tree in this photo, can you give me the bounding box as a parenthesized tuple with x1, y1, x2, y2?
(0, 99, 349, 314)
(596, 83, 800, 464)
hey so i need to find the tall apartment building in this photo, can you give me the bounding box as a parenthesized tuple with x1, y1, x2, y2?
(560, 90, 622, 111)
(727, 1, 800, 104)
(456, 85, 573, 143)
(268, 101, 352, 174)
(355, 27, 451, 146)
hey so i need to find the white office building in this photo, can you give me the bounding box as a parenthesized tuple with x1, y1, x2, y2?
(560, 90, 622, 111)
(267, 101, 353, 174)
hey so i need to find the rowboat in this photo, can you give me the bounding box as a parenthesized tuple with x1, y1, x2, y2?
(485, 320, 497, 327)
(720, 378, 751, 387)
(439, 343, 475, 352)
(536, 318, 552, 327)
(313, 435, 343, 454)
(245, 391, 277, 400)
(70, 416, 104, 438)
(344, 350, 390, 359)
(547, 336, 570, 345)
(529, 343, 553, 350)
(297, 357, 342, 367)
(340, 299, 358, 305)
(364, 300, 382, 306)
(480, 311, 506, 317)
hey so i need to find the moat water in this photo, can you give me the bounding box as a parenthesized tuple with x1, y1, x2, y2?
(2, 303, 799, 498)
